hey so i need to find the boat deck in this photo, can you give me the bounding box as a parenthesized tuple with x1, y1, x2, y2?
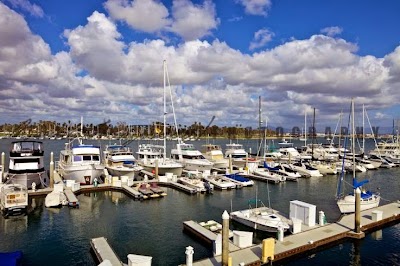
(191, 201, 400, 265)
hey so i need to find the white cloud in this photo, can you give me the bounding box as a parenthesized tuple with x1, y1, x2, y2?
(104, 0, 170, 33)
(320, 26, 343, 37)
(237, 0, 272, 16)
(169, 0, 220, 41)
(249, 28, 274, 50)
(5, 0, 44, 17)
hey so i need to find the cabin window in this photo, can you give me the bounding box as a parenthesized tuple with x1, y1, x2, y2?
(93, 155, 100, 161)
(83, 155, 92, 161)
(74, 156, 82, 162)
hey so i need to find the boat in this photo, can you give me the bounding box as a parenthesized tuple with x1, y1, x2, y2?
(290, 161, 322, 177)
(204, 174, 237, 190)
(103, 145, 142, 179)
(0, 184, 28, 217)
(178, 172, 208, 193)
(224, 143, 250, 168)
(201, 144, 229, 169)
(57, 137, 105, 185)
(265, 162, 301, 181)
(336, 99, 380, 214)
(171, 142, 214, 172)
(224, 173, 254, 187)
(137, 183, 159, 198)
(2, 140, 48, 189)
(149, 182, 167, 196)
(45, 190, 67, 208)
(253, 166, 285, 183)
(230, 199, 290, 233)
(309, 161, 338, 175)
(136, 61, 184, 177)
(136, 144, 183, 177)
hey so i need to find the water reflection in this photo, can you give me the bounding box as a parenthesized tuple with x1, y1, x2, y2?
(371, 229, 383, 240)
(0, 214, 27, 234)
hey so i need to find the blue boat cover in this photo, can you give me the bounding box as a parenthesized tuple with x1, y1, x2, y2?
(0, 251, 22, 266)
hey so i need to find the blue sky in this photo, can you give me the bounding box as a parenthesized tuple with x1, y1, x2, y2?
(1, 0, 400, 133)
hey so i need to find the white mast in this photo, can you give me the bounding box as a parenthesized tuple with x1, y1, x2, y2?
(163, 60, 167, 162)
(304, 110, 307, 146)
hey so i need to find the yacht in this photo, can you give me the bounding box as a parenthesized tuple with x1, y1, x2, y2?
(136, 144, 183, 177)
(224, 143, 250, 168)
(103, 145, 143, 179)
(57, 138, 105, 185)
(369, 140, 400, 164)
(3, 140, 48, 189)
(201, 144, 229, 169)
(171, 142, 213, 172)
(230, 199, 291, 233)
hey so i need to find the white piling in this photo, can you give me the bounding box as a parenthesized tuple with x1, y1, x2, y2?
(1, 152, 5, 182)
(185, 246, 194, 266)
(222, 210, 229, 266)
(50, 152, 54, 188)
(277, 226, 284, 242)
(319, 211, 325, 226)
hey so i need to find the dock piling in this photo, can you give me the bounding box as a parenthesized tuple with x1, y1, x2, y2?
(185, 246, 194, 266)
(50, 152, 54, 188)
(222, 210, 229, 266)
(1, 151, 5, 182)
(355, 188, 361, 233)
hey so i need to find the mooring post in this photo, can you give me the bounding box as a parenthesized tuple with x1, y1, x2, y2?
(50, 152, 54, 188)
(155, 158, 159, 179)
(185, 246, 194, 266)
(222, 210, 229, 266)
(1, 152, 5, 183)
(355, 187, 361, 233)
(229, 154, 232, 174)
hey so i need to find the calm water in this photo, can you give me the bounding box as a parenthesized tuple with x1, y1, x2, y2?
(0, 138, 399, 265)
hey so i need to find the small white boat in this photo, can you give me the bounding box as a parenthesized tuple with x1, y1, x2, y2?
(0, 184, 28, 217)
(309, 161, 338, 175)
(290, 161, 323, 177)
(204, 174, 237, 190)
(253, 168, 285, 183)
(45, 191, 67, 208)
(224, 173, 254, 187)
(179, 175, 207, 193)
(230, 199, 290, 233)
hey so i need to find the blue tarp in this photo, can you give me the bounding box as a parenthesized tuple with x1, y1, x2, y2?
(0, 251, 22, 266)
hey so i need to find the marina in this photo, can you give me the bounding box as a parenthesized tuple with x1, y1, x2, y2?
(0, 138, 399, 265)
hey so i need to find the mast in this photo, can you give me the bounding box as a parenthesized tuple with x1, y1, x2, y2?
(352, 99, 356, 185)
(163, 60, 167, 161)
(362, 104, 365, 154)
(304, 110, 307, 146)
(311, 108, 315, 160)
(258, 96, 262, 157)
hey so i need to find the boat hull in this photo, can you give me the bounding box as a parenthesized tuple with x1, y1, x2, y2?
(4, 171, 48, 189)
(106, 166, 141, 180)
(140, 164, 183, 177)
(58, 165, 104, 184)
(337, 194, 380, 214)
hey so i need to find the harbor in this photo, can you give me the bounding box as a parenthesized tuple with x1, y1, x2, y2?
(0, 138, 399, 265)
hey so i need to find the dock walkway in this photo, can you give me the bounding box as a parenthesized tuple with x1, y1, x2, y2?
(191, 201, 400, 265)
(90, 237, 123, 266)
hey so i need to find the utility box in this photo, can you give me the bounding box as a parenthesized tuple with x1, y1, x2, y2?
(290, 200, 316, 227)
(372, 210, 383, 221)
(291, 218, 302, 234)
(127, 254, 152, 266)
(233, 230, 253, 248)
(213, 234, 222, 256)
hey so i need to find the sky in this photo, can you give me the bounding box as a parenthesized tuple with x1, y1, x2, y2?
(1, 0, 400, 133)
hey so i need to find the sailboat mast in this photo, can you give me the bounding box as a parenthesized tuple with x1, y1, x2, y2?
(362, 104, 365, 154)
(304, 110, 307, 146)
(352, 99, 356, 181)
(163, 60, 167, 161)
(258, 96, 262, 157)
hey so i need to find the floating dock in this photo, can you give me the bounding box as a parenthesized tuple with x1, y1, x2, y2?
(159, 181, 198, 194)
(64, 188, 79, 207)
(90, 237, 123, 266)
(191, 201, 400, 265)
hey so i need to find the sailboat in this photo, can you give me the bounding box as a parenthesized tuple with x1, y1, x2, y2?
(336, 99, 380, 214)
(136, 60, 184, 177)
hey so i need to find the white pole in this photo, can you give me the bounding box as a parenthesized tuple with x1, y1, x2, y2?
(185, 246, 194, 266)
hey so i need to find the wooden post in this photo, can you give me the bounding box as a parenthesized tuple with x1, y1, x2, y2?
(222, 210, 229, 266)
(155, 159, 159, 179)
(355, 187, 361, 233)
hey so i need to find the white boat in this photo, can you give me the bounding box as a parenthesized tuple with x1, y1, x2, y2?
(336, 99, 380, 214)
(230, 199, 291, 233)
(253, 167, 285, 183)
(3, 140, 48, 189)
(224, 143, 249, 168)
(224, 173, 254, 187)
(45, 190, 67, 208)
(0, 184, 28, 217)
(171, 142, 214, 172)
(290, 161, 323, 177)
(369, 140, 400, 164)
(201, 144, 229, 169)
(136, 144, 183, 177)
(103, 145, 142, 179)
(204, 174, 237, 190)
(57, 138, 105, 185)
(309, 161, 338, 175)
(178, 173, 208, 193)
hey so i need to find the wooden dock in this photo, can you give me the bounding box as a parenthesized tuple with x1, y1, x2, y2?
(64, 188, 79, 207)
(90, 237, 123, 266)
(191, 201, 400, 265)
(159, 181, 198, 194)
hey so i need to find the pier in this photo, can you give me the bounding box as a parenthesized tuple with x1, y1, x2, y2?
(90, 237, 123, 266)
(190, 201, 400, 265)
